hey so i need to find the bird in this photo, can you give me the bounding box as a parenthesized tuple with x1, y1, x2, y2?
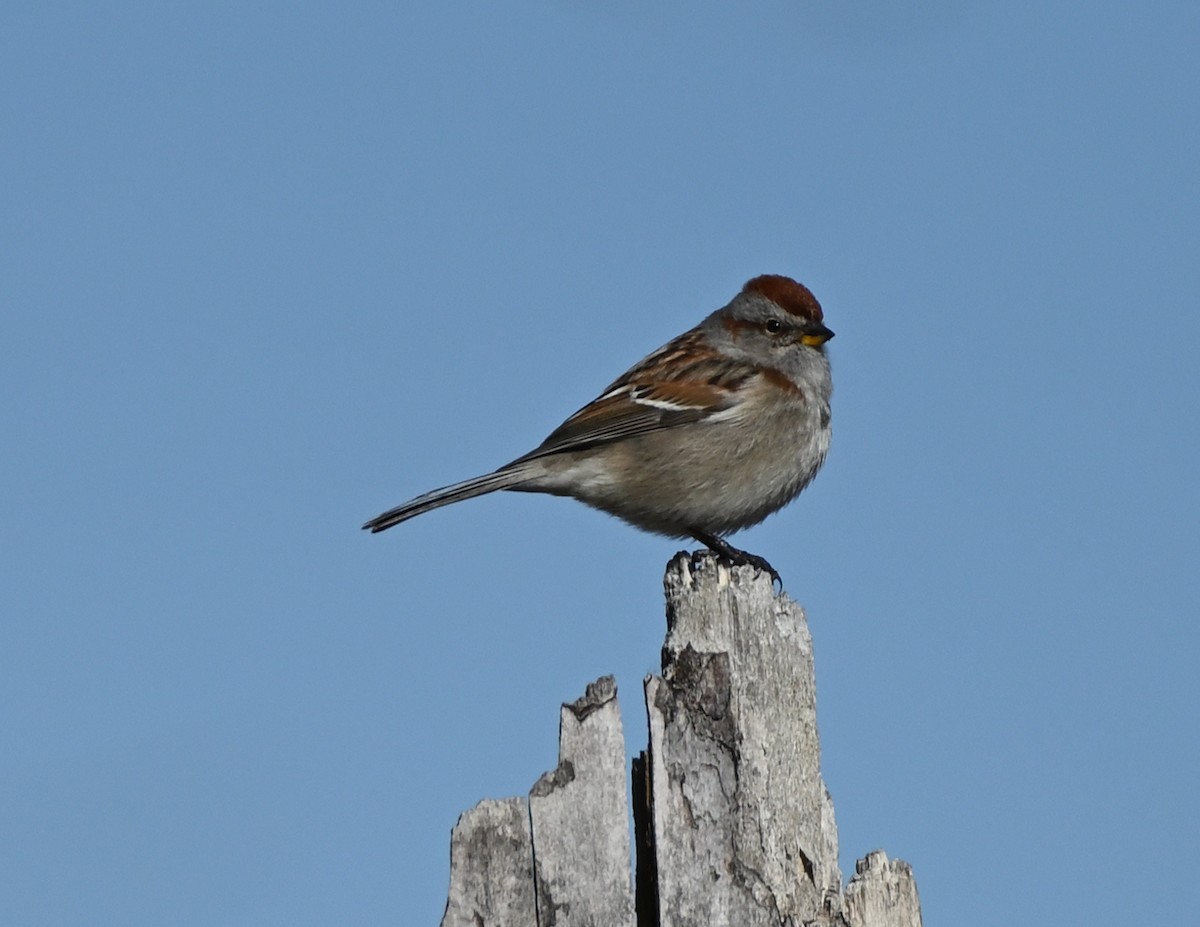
(363, 274, 833, 584)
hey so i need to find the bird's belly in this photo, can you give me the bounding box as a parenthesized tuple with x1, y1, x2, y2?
(544, 411, 829, 537)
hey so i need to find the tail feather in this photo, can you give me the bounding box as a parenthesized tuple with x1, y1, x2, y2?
(362, 468, 531, 533)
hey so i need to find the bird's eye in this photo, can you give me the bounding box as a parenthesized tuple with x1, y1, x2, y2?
(765, 319, 783, 334)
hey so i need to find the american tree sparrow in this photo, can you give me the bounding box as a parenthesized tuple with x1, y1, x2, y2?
(363, 274, 834, 583)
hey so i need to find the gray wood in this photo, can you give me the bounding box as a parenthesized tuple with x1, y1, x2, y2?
(439, 797, 536, 927)
(528, 675, 636, 927)
(844, 851, 923, 927)
(434, 553, 923, 927)
(643, 552, 846, 926)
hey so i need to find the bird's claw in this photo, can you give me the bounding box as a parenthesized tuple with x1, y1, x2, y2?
(688, 530, 783, 591)
(731, 550, 783, 591)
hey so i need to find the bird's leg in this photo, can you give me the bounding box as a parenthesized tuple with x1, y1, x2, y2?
(688, 529, 782, 589)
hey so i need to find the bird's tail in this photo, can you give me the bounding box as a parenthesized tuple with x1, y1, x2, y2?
(361, 467, 534, 533)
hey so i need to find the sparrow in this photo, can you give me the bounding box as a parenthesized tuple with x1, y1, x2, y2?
(363, 274, 833, 584)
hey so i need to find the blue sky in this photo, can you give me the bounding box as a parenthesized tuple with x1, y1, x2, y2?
(3, 2, 1198, 924)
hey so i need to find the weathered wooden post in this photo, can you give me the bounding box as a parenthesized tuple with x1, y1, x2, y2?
(439, 552, 923, 927)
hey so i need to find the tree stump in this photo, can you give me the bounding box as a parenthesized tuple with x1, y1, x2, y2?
(438, 552, 922, 927)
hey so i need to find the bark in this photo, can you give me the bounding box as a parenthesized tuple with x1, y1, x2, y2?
(437, 552, 922, 927)
(845, 852, 923, 927)
(641, 553, 843, 926)
(440, 798, 535, 927)
(528, 676, 636, 927)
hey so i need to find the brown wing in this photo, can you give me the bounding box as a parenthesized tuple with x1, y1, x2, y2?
(505, 332, 752, 465)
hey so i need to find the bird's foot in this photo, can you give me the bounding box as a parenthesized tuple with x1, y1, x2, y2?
(688, 530, 783, 591)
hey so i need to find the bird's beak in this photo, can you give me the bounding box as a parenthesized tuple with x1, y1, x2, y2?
(800, 324, 835, 347)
